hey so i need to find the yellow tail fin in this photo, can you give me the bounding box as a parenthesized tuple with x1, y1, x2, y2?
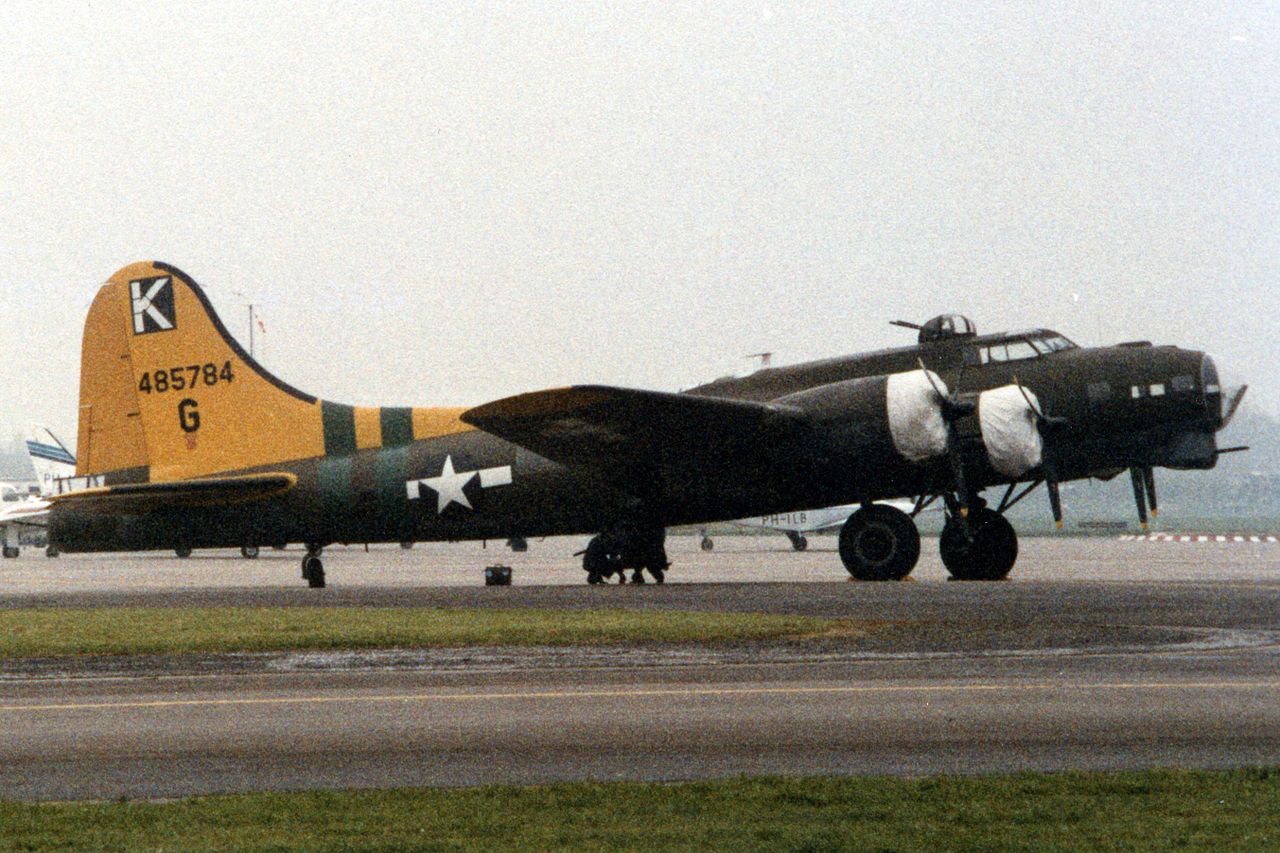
(76, 262, 469, 482)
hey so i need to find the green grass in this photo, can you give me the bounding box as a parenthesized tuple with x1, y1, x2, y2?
(2, 769, 1278, 851)
(0, 607, 846, 657)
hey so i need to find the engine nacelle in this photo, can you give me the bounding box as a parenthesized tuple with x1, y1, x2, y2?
(976, 385, 1043, 478)
(777, 369, 950, 463)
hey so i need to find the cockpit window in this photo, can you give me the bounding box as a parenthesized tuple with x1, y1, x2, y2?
(981, 340, 1040, 363)
(1030, 333, 1077, 354)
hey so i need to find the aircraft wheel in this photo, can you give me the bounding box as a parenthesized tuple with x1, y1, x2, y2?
(631, 570, 646, 584)
(508, 537, 528, 552)
(788, 532, 809, 552)
(586, 571, 604, 585)
(400, 541, 414, 550)
(241, 545, 259, 559)
(838, 504, 920, 581)
(175, 546, 192, 559)
(302, 555, 326, 588)
(651, 568, 665, 584)
(45, 545, 60, 558)
(2, 546, 18, 559)
(700, 537, 714, 551)
(940, 508, 1018, 581)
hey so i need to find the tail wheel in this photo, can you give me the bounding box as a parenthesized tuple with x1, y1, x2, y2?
(302, 555, 326, 588)
(838, 504, 920, 581)
(700, 537, 714, 551)
(175, 546, 192, 559)
(400, 541, 414, 550)
(940, 507, 1018, 581)
(241, 545, 259, 559)
(45, 545, 60, 558)
(2, 546, 18, 559)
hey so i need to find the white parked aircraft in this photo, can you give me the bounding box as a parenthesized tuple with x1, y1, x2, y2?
(1, 427, 77, 558)
(699, 499, 936, 552)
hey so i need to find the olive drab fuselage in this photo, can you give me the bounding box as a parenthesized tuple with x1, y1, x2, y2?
(50, 266, 1235, 555)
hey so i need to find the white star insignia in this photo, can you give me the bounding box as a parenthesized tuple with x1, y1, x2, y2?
(415, 455, 475, 514)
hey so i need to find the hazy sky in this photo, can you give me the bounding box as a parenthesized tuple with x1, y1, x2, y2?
(1, 2, 1276, 445)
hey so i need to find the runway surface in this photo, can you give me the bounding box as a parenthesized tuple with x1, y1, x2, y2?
(1, 535, 1279, 801)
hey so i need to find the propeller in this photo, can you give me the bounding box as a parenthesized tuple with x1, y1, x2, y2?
(918, 358, 976, 518)
(1125, 465, 1158, 528)
(1129, 467, 1150, 530)
(1012, 376, 1069, 529)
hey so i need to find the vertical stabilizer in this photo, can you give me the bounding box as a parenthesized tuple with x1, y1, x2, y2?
(25, 427, 76, 496)
(76, 262, 470, 483)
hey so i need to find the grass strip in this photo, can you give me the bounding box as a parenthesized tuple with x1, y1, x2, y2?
(2, 769, 1278, 851)
(0, 607, 844, 657)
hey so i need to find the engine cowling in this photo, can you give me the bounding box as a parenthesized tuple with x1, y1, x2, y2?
(777, 369, 950, 463)
(976, 385, 1043, 477)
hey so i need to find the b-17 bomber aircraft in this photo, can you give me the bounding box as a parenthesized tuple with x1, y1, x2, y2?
(50, 262, 1245, 587)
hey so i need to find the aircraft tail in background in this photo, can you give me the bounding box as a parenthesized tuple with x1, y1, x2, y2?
(25, 426, 76, 496)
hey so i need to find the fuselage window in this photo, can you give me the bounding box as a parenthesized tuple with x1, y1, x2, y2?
(1150, 383, 1166, 397)
(1171, 374, 1195, 394)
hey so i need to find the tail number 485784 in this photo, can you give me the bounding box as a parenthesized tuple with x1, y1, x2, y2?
(139, 361, 235, 394)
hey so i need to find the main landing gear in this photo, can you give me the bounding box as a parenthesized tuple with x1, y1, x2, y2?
(785, 530, 809, 552)
(838, 503, 920, 581)
(301, 542, 326, 588)
(940, 506, 1018, 581)
(836, 497, 1020, 582)
(578, 524, 669, 585)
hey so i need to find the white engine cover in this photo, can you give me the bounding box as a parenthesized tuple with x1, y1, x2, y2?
(885, 369, 950, 462)
(978, 385, 1044, 477)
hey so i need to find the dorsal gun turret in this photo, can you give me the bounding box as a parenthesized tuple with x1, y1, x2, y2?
(890, 314, 977, 344)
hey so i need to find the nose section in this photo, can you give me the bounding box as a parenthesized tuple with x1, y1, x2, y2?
(1201, 355, 1248, 430)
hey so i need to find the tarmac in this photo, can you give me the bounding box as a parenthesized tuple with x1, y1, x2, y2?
(1, 534, 1278, 801)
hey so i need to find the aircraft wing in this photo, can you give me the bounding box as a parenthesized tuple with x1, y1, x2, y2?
(0, 499, 52, 528)
(47, 472, 297, 513)
(462, 385, 807, 470)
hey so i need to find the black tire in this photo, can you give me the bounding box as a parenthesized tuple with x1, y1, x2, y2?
(651, 568, 665, 584)
(838, 504, 920, 581)
(241, 545, 259, 559)
(175, 546, 192, 559)
(940, 508, 1018, 581)
(303, 555, 326, 588)
(587, 572, 603, 585)
(2, 546, 18, 559)
(45, 545, 60, 558)
(400, 541, 414, 550)
(700, 537, 714, 551)
(508, 537, 529, 552)
(790, 534, 809, 552)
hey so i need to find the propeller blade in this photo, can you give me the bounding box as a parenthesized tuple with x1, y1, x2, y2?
(1129, 467, 1149, 531)
(1047, 480, 1063, 529)
(1010, 374, 1045, 422)
(1142, 466, 1158, 518)
(949, 435, 969, 518)
(918, 356, 975, 519)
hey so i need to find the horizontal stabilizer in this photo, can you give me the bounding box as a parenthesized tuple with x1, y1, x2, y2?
(49, 472, 297, 513)
(462, 385, 806, 469)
